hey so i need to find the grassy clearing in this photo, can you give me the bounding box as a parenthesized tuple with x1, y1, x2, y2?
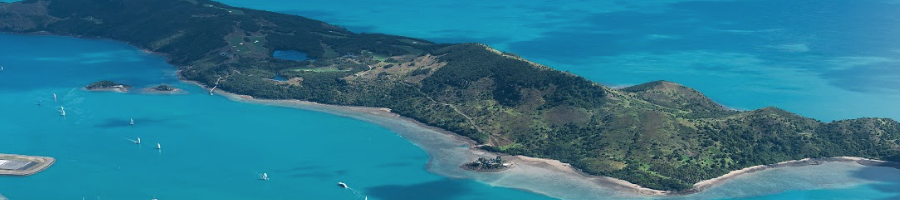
(373, 54, 388, 62)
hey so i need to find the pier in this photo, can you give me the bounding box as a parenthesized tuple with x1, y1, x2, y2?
(0, 153, 55, 176)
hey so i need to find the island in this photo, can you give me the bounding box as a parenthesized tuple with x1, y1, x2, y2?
(84, 80, 131, 92)
(0, 153, 55, 176)
(1, 0, 897, 193)
(462, 156, 513, 172)
(142, 84, 184, 94)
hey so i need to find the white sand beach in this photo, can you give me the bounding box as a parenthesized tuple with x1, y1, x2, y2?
(182, 77, 900, 199)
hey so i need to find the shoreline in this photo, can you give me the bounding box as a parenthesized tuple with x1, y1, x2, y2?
(177, 74, 900, 197)
(3, 31, 886, 197)
(0, 153, 55, 176)
(83, 87, 129, 93)
(140, 87, 187, 95)
(459, 164, 514, 173)
(687, 157, 900, 195)
(0, 19, 897, 200)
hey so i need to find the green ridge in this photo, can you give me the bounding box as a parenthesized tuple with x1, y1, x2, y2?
(2, 0, 898, 191)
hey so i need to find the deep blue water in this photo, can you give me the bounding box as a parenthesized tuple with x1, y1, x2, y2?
(2, 0, 900, 200)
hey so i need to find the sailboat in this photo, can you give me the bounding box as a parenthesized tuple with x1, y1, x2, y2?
(59, 106, 66, 116)
(259, 172, 269, 181)
(53, 93, 57, 102)
(130, 118, 134, 125)
(156, 143, 161, 149)
(135, 137, 141, 144)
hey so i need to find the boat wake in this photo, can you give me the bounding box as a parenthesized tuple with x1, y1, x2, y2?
(342, 186, 367, 200)
(256, 172, 269, 181)
(122, 137, 141, 145)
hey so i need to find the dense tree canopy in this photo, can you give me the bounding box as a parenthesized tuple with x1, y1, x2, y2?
(2, 0, 898, 191)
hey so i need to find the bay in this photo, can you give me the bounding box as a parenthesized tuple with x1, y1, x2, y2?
(2, 0, 900, 199)
(0, 34, 556, 200)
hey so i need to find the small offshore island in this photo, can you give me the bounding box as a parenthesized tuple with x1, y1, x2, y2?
(141, 84, 185, 94)
(84, 80, 131, 93)
(1, 0, 899, 195)
(0, 153, 54, 176)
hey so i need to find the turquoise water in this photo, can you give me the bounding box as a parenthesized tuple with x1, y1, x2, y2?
(691, 162, 900, 200)
(2, 0, 900, 200)
(1, 30, 898, 200)
(0, 34, 556, 200)
(216, 0, 900, 122)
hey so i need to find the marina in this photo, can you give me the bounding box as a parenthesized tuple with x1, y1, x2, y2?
(0, 154, 54, 176)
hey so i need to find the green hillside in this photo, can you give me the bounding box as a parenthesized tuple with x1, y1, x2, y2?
(2, 0, 898, 191)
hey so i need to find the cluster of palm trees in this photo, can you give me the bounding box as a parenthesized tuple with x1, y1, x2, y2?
(469, 156, 506, 170)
